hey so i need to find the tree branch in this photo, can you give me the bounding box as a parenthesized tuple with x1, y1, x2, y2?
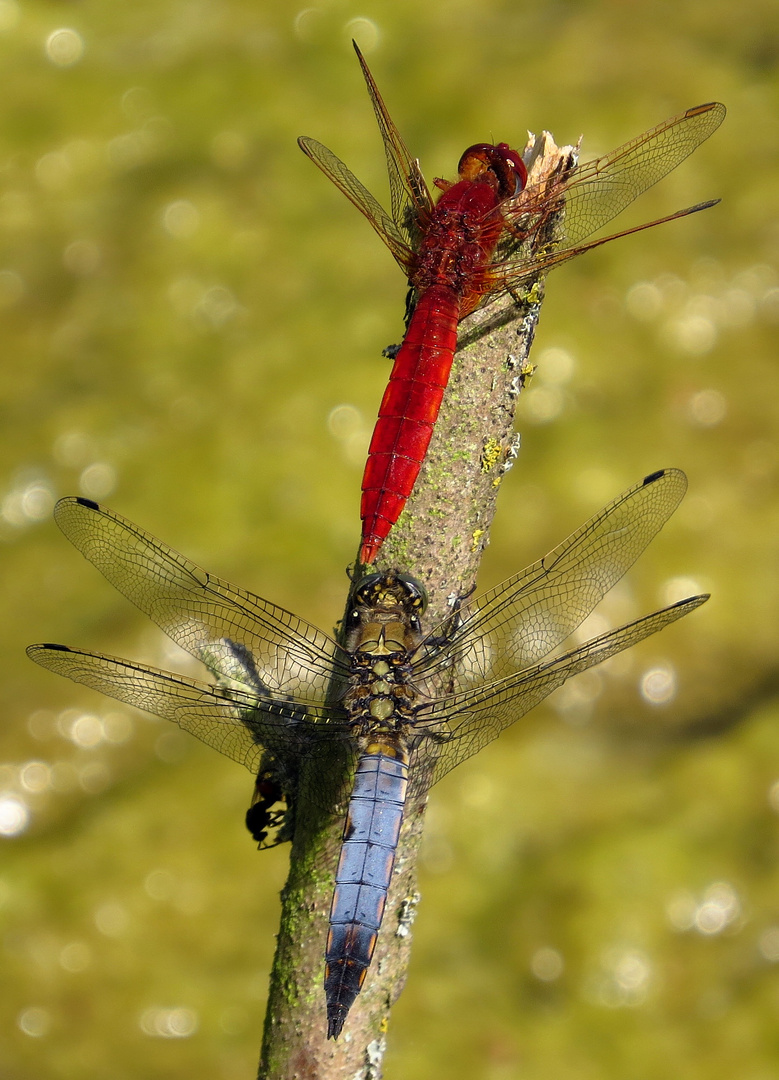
(257, 132, 574, 1079)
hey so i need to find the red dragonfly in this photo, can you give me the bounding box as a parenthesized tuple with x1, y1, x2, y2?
(299, 45, 725, 566)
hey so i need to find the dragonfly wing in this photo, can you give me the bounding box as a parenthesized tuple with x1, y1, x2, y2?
(496, 101, 725, 276)
(411, 594, 708, 788)
(27, 645, 339, 769)
(28, 644, 357, 817)
(53, 498, 346, 702)
(298, 136, 414, 271)
(352, 42, 434, 241)
(417, 469, 687, 689)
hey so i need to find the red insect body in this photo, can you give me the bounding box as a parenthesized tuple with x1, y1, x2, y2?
(360, 286, 459, 564)
(299, 46, 724, 566)
(359, 154, 525, 564)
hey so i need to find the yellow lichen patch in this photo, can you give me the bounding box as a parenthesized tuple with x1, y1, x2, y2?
(480, 437, 502, 473)
(471, 528, 485, 551)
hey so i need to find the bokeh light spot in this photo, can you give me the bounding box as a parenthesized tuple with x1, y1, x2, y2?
(19, 761, 51, 793)
(66, 713, 104, 748)
(661, 576, 704, 606)
(693, 882, 741, 935)
(59, 941, 91, 973)
(63, 240, 101, 277)
(94, 902, 130, 937)
(27, 710, 56, 741)
(144, 869, 176, 901)
(102, 711, 133, 744)
(139, 1006, 199, 1038)
(524, 385, 564, 424)
(640, 665, 676, 705)
(687, 389, 727, 427)
(162, 200, 200, 239)
(758, 927, 779, 962)
(121, 86, 155, 122)
(666, 889, 697, 931)
(584, 947, 652, 1007)
(2, 480, 56, 527)
(45, 28, 84, 67)
(625, 281, 663, 321)
(0, 796, 29, 837)
(536, 346, 576, 384)
(35, 152, 72, 191)
(197, 285, 240, 327)
(530, 947, 564, 982)
(344, 18, 381, 52)
(293, 8, 323, 41)
(663, 313, 717, 356)
(53, 430, 95, 468)
(17, 1006, 51, 1037)
(79, 462, 117, 499)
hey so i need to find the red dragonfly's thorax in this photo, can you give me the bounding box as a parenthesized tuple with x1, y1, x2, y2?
(412, 180, 504, 299)
(412, 142, 526, 305)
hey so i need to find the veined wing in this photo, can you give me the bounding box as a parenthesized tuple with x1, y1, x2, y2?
(495, 101, 725, 271)
(410, 594, 708, 789)
(415, 469, 687, 689)
(53, 498, 347, 703)
(297, 136, 415, 271)
(26, 644, 349, 771)
(351, 41, 433, 244)
(298, 44, 434, 273)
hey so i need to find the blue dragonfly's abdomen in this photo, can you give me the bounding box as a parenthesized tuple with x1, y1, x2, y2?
(325, 743, 408, 1040)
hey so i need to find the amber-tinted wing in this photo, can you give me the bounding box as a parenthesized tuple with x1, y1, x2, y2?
(351, 42, 433, 245)
(409, 594, 707, 790)
(493, 101, 726, 282)
(52, 498, 348, 704)
(416, 469, 687, 691)
(298, 135, 415, 271)
(26, 645, 350, 772)
(298, 44, 434, 273)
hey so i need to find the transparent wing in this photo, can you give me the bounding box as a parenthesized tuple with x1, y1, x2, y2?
(409, 594, 708, 789)
(298, 44, 435, 273)
(352, 42, 434, 242)
(27, 644, 351, 772)
(494, 101, 726, 278)
(298, 136, 415, 271)
(53, 498, 347, 703)
(416, 469, 688, 690)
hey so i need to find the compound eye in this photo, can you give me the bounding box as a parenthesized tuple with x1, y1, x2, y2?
(495, 143, 528, 194)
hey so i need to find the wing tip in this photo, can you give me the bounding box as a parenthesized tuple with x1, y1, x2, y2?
(642, 468, 666, 485)
(641, 466, 687, 492)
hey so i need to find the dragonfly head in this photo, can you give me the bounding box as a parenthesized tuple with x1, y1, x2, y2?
(345, 571, 427, 656)
(457, 142, 527, 198)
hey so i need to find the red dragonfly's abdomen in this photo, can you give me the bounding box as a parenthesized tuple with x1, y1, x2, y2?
(325, 743, 409, 1040)
(359, 155, 523, 566)
(359, 285, 459, 565)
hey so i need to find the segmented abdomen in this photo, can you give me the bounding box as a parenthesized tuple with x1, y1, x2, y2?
(324, 744, 409, 1039)
(359, 285, 459, 565)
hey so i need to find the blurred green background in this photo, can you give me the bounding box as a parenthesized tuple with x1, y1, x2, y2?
(2, 0, 778, 1077)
